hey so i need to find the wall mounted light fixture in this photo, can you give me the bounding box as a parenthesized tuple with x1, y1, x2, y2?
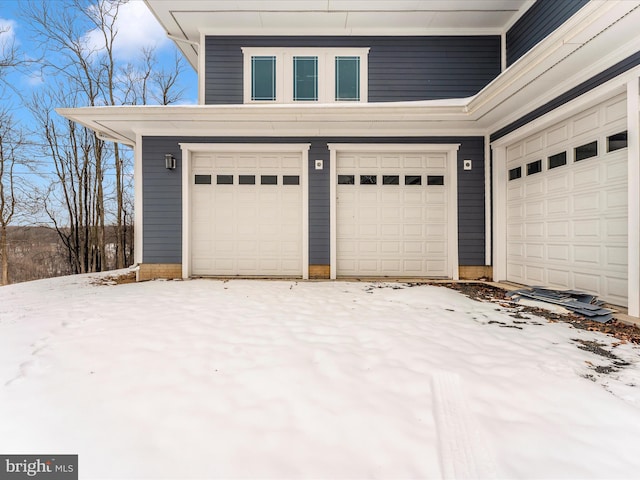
(165, 154, 176, 170)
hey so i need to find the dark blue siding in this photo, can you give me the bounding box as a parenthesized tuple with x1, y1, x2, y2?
(142, 136, 486, 267)
(205, 36, 500, 104)
(507, 0, 589, 67)
(141, 138, 183, 263)
(491, 50, 640, 142)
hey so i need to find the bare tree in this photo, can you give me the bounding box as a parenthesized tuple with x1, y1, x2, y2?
(25, 0, 185, 273)
(0, 109, 23, 285)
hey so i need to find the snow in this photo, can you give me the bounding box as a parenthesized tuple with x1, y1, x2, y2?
(1, 271, 640, 479)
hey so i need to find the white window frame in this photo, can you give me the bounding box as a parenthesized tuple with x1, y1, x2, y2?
(242, 47, 369, 104)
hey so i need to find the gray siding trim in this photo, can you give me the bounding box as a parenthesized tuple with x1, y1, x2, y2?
(142, 136, 485, 267)
(506, 0, 589, 67)
(205, 36, 500, 104)
(491, 50, 640, 142)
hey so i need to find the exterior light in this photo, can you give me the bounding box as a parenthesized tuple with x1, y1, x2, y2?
(165, 153, 176, 170)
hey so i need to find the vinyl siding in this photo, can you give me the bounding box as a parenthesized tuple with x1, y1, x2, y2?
(205, 36, 500, 104)
(142, 136, 486, 267)
(506, 0, 589, 67)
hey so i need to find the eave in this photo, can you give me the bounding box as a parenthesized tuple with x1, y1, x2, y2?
(58, 0, 640, 145)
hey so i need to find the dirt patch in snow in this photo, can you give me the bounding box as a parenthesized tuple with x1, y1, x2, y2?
(436, 282, 640, 345)
(92, 271, 137, 286)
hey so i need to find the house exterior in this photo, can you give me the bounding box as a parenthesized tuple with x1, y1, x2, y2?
(58, 0, 640, 319)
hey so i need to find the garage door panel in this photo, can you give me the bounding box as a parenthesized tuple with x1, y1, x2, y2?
(547, 175, 569, 192)
(524, 265, 544, 283)
(425, 260, 446, 274)
(606, 246, 627, 266)
(548, 269, 570, 287)
(380, 241, 400, 254)
(547, 124, 568, 146)
(426, 155, 446, 168)
(547, 221, 568, 237)
(425, 242, 445, 255)
(425, 190, 445, 203)
(606, 158, 627, 180)
(508, 185, 524, 201)
(573, 271, 601, 293)
(574, 245, 601, 265)
(606, 188, 627, 209)
(525, 244, 544, 259)
(573, 167, 600, 188)
(525, 180, 544, 196)
(573, 192, 599, 213)
(381, 156, 401, 168)
(404, 191, 424, 203)
(547, 244, 569, 262)
(402, 156, 423, 168)
(574, 110, 599, 135)
(606, 217, 627, 237)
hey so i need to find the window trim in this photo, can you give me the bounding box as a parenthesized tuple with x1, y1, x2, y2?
(242, 47, 369, 104)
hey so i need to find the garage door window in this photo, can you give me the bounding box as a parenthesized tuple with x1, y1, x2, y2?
(607, 131, 627, 152)
(575, 141, 598, 162)
(383, 175, 399, 185)
(527, 160, 542, 175)
(283, 175, 300, 185)
(360, 175, 377, 185)
(261, 175, 278, 185)
(239, 175, 255, 185)
(427, 175, 445, 185)
(195, 175, 211, 184)
(548, 152, 567, 169)
(217, 175, 233, 184)
(338, 175, 355, 185)
(509, 167, 522, 180)
(405, 175, 421, 185)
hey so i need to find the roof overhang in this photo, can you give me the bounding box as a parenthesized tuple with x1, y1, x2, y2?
(60, 0, 640, 144)
(144, 0, 533, 69)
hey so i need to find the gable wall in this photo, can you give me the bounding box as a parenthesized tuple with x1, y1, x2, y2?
(142, 136, 485, 266)
(506, 0, 590, 67)
(204, 36, 501, 104)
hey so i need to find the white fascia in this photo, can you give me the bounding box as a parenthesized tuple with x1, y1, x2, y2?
(179, 142, 310, 280)
(328, 143, 460, 280)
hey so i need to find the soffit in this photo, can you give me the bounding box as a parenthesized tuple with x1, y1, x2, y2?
(144, 0, 532, 68)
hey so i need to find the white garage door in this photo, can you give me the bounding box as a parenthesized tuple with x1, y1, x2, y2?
(336, 149, 454, 277)
(506, 94, 628, 306)
(190, 151, 302, 276)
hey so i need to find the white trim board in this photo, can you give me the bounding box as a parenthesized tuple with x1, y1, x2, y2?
(328, 143, 460, 280)
(180, 143, 310, 280)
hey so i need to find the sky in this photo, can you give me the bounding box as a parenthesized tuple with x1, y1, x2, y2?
(0, 0, 198, 105)
(0, 0, 198, 221)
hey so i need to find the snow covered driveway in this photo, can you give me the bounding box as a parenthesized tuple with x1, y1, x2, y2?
(1, 274, 640, 479)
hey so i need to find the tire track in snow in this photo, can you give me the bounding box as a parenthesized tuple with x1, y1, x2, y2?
(432, 372, 499, 479)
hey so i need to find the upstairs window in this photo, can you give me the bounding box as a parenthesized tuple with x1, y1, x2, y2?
(293, 56, 318, 101)
(243, 47, 369, 104)
(335, 56, 360, 101)
(251, 56, 276, 101)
